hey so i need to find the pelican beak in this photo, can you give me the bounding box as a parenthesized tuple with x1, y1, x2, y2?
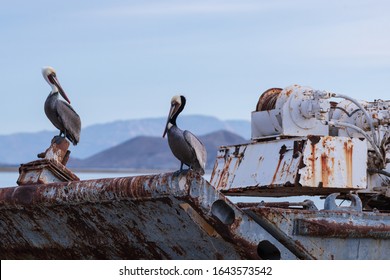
(162, 123, 168, 138)
(162, 103, 178, 138)
(49, 73, 71, 104)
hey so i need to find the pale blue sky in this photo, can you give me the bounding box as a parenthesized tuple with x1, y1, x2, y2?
(1, 0, 389, 134)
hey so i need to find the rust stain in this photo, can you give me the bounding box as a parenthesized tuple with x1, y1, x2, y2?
(255, 155, 265, 178)
(271, 145, 287, 185)
(318, 137, 338, 188)
(285, 88, 293, 97)
(344, 141, 353, 187)
(321, 154, 329, 187)
(216, 155, 232, 190)
(210, 160, 219, 181)
(180, 203, 220, 237)
(233, 154, 243, 170)
(309, 141, 316, 186)
(280, 162, 288, 179)
(295, 219, 390, 239)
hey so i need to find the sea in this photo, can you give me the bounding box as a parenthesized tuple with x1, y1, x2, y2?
(0, 170, 327, 209)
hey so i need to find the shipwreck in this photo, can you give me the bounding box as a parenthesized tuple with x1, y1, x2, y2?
(1, 85, 390, 259)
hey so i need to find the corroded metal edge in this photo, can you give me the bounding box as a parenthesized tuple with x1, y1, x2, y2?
(1, 172, 184, 208)
(0, 171, 299, 260)
(17, 158, 80, 185)
(294, 218, 390, 239)
(245, 206, 390, 259)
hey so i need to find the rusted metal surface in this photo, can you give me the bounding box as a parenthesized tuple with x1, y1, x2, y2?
(256, 88, 282, 111)
(210, 136, 367, 196)
(210, 138, 302, 193)
(294, 219, 390, 239)
(0, 171, 298, 260)
(1, 171, 389, 259)
(17, 159, 79, 185)
(252, 85, 330, 140)
(37, 136, 71, 165)
(250, 85, 390, 203)
(244, 206, 390, 259)
(237, 200, 318, 210)
(17, 136, 79, 185)
(299, 136, 367, 189)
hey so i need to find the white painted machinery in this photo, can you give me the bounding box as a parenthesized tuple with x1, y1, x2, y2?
(211, 85, 390, 210)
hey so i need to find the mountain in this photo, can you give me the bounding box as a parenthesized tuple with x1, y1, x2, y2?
(76, 115, 250, 159)
(0, 115, 250, 165)
(69, 130, 246, 171)
(0, 131, 55, 164)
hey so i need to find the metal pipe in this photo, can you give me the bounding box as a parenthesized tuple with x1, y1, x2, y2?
(325, 120, 384, 164)
(331, 93, 379, 146)
(367, 168, 390, 177)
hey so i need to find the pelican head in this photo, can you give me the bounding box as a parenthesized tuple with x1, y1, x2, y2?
(163, 95, 186, 138)
(42, 66, 71, 104)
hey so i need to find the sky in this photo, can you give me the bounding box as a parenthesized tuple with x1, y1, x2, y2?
(1, 0, 390, 134)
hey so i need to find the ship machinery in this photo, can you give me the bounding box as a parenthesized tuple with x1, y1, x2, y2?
(1, 84, 390, 260)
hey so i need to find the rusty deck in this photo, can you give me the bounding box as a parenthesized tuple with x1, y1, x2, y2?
(0, 171, 297, 260)
(0, 171, 389, 260)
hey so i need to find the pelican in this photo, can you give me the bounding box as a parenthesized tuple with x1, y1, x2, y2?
(163, 95, 207, 175)
(42, 66, 81, 145)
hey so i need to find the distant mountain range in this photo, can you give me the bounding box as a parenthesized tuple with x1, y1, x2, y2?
(68, 130, 246, 171)
(0, 115, 250, 166)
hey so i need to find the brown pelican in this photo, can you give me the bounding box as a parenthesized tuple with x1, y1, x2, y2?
(42, 66, 81, 145)
(163, 95, 207, 175)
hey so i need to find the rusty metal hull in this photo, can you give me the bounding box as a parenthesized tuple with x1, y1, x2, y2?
(1, 171, 389, 260)
(242, 205, 390, 260)
(0, 172, 297, 260)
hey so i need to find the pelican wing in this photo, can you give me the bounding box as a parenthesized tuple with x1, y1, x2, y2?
(183, 130, 207, 172)
(57, 100, 81, 145)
